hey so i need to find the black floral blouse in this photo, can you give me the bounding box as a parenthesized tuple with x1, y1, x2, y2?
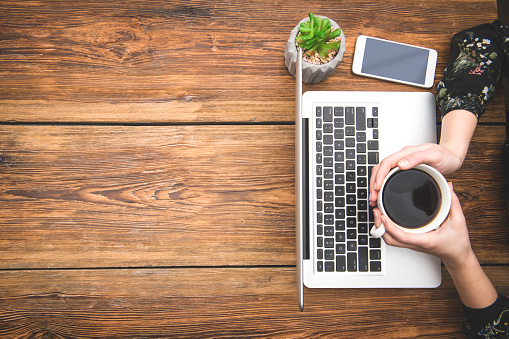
(437, 20, 509, 339)
(437, 20, 509, 119)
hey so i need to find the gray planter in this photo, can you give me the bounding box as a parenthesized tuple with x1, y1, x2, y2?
(285, 15, 346, 83)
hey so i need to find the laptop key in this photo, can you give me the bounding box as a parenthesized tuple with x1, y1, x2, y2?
(324, 226, 334, 236)
(345, 126, 355, 136)
(368, 140, 379, 151)
(370, 261, 382, 272)
(323, 123, 333, 133)
(336, 232, 345, 242)
(370, 249, 381, 260)
(335, 197, 345, 207)
(323, 107, 333, 122)
(347, 229, 357, 239)
(325, 261, 335, 272)
(369, 237, 381, 248)
(356, 131, 366, 142)
(336, 220, 345, 231)
(347, 253, 357, 271)
(368, 151, 379, 164)
(324, 214, 334, 225)
(334, 140, 344, 150)
(359, 247, 369, 272)
(336, 255, 346, 272)
(323, 134, 333, 145)
(345, 107, 355, 125)
(324, 238, 334, 248)
(334, 128, 344, 139)
(356, 107, 366, 130)
(336, 243, 346, 254)
(358, 235, 368, 246)
(325, 249, 335, 260)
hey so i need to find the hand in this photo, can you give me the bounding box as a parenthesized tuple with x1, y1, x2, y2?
(372, 182, 473, 268)
(369, 143, 463, 206)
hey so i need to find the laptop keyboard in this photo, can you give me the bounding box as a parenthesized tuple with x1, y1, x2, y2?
(315, 105, 381, 273)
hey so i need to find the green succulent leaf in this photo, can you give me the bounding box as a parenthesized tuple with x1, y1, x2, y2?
(305, 41, 320, 56)
(329, 28, 341, 39)
(320, 18, 330, 32)
(322, 41, 340, 54)
(299, 27, 311, 33)
(318, 49, 328, 60)
(300, 21, 310, 29)
(304, 38, 317, 49)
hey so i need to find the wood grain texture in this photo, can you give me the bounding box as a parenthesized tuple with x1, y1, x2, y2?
(0, 266, 508, 338)
(1, 0, 507, 337)
(1, 125, 508, 269)
(0, 125, 296, 268)
(0, 0, 501, 123)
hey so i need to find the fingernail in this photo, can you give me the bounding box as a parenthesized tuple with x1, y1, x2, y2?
(373, 209, 379, 218)
(398, 159, 410, 167)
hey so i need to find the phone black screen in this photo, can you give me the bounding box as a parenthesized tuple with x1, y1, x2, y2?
(361, 38, 430, 85)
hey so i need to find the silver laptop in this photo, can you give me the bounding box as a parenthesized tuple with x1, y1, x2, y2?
(295, 49, 441, 311)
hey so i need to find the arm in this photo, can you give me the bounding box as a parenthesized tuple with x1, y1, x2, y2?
(437, 109, 478, 168)
(370, 20, 508, 206)
(372, 183, 498, 309)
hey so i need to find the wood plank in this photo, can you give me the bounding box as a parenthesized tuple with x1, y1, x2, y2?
(0, 0, 501, 123)
(447, 125, 509, 262)
(0, 125, 296, 268)
(0, 266, 508, 337)
(1, 125, 508, 269)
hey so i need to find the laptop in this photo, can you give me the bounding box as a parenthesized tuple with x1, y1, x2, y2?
(295, 48, 441, 311)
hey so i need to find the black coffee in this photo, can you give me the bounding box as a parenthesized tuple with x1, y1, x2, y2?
(382, 169, 441, 229)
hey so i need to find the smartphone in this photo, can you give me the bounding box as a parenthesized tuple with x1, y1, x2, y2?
(352, 35, 438, 88)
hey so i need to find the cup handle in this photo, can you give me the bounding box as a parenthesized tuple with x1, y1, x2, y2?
(370, 224, 386, 238)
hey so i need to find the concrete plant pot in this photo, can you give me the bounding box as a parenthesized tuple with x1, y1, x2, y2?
(285, 15, 346, 83)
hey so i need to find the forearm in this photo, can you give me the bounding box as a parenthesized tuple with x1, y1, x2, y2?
(439, 109, 478, 166)
(444, 250, 498, 309)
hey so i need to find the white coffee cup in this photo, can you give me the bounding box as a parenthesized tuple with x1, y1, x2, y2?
(371, 164, 451, 238)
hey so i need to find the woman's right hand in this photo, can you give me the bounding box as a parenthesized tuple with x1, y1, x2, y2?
(371, 182, 473, 268)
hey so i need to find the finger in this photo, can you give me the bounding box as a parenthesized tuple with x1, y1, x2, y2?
(372, 144, 435, 192)
(381, 215, 434, 249)
(369, 163, 382, 205)
(398, 147, 445, 171)
(370, 208, 386, 238)
(444, 182, 467, 230)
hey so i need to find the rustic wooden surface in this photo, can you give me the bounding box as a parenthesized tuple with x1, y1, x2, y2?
(0, 0, 507, 337)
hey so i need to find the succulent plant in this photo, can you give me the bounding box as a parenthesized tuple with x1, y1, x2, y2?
(296, 12, 342, 60)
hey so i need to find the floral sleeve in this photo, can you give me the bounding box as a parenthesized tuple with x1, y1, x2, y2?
(436, 21, 509, 119)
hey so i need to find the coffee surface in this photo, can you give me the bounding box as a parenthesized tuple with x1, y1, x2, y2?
(382, 169, 441, 229)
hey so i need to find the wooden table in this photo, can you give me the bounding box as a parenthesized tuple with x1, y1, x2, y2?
(1, 0, 508, 337)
